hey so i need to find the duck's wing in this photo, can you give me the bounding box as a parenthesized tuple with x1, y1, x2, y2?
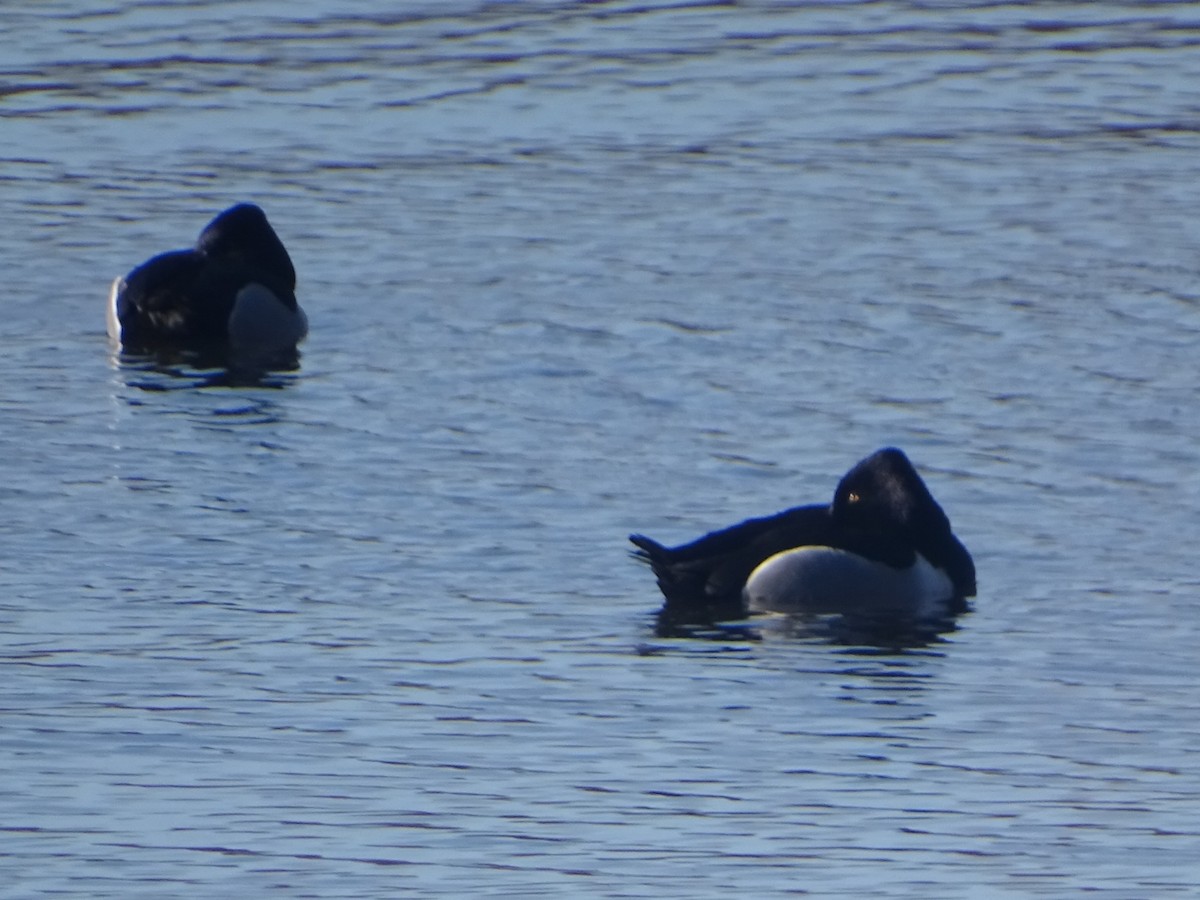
(630, 504, 834, 622)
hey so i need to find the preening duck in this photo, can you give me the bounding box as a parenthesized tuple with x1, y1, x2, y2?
(630, 447, 975, 626)
(107, 203, 307, 358)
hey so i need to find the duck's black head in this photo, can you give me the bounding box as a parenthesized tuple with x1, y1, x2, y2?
(831, 447, 975, 597)
(195, 203, 296, 290)
(831, 448, 948, 536)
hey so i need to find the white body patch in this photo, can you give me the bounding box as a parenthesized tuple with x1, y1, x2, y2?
(228, 283, 308, 353)
(106, 276, 126, 343)
(744, 546, 953, 618)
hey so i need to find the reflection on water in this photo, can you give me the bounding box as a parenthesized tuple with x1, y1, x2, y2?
(111, 348, 303, 391)
(654, 608, 963, 651)
(753, 609, 964, 651)
(5, 0, 1200, 896)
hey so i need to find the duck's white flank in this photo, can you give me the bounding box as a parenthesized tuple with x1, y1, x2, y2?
(227, 282, 308, 352)
(744, 546, 953, 617)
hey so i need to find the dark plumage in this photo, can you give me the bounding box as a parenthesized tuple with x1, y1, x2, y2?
(630, 448, 975, 625)
(108, 203, 306, 355)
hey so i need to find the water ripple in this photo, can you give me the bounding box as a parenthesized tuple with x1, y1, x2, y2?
(4, 1, 1200, 896)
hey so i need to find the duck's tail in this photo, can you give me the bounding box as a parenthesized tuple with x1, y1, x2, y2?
(629, 533, 738, 624)
(628, 533, 668, 566)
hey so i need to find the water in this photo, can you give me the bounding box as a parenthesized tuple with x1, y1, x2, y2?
(3, 1, 1200, 895)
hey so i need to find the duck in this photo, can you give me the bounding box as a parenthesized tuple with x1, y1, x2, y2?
(107, 203, 307, 359)
(630, 447, 975, 626)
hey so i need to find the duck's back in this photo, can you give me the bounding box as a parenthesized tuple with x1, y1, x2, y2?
(631, 504, 834, 622)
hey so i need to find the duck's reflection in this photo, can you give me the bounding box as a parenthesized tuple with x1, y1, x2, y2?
(654, 605, 965, 651)
(111, 345, 301, 391)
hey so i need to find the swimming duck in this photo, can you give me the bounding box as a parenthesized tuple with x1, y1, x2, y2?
(630, 447, 975, 625)
(107, 203, 307, 358)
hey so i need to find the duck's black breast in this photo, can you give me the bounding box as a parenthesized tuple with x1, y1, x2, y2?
(928, 530, 976, 599)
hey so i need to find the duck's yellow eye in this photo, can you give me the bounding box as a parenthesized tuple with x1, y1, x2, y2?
(848, 492, 860, 503)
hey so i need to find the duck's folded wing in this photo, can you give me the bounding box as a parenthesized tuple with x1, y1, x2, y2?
(631, 504, 834, 620)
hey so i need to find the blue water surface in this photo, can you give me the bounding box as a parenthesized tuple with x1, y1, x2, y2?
(2, 2, 1199, 896)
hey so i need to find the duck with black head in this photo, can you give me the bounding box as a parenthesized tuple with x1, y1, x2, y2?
(107, 203, 307, 361)
(630, 447, 975, 628)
